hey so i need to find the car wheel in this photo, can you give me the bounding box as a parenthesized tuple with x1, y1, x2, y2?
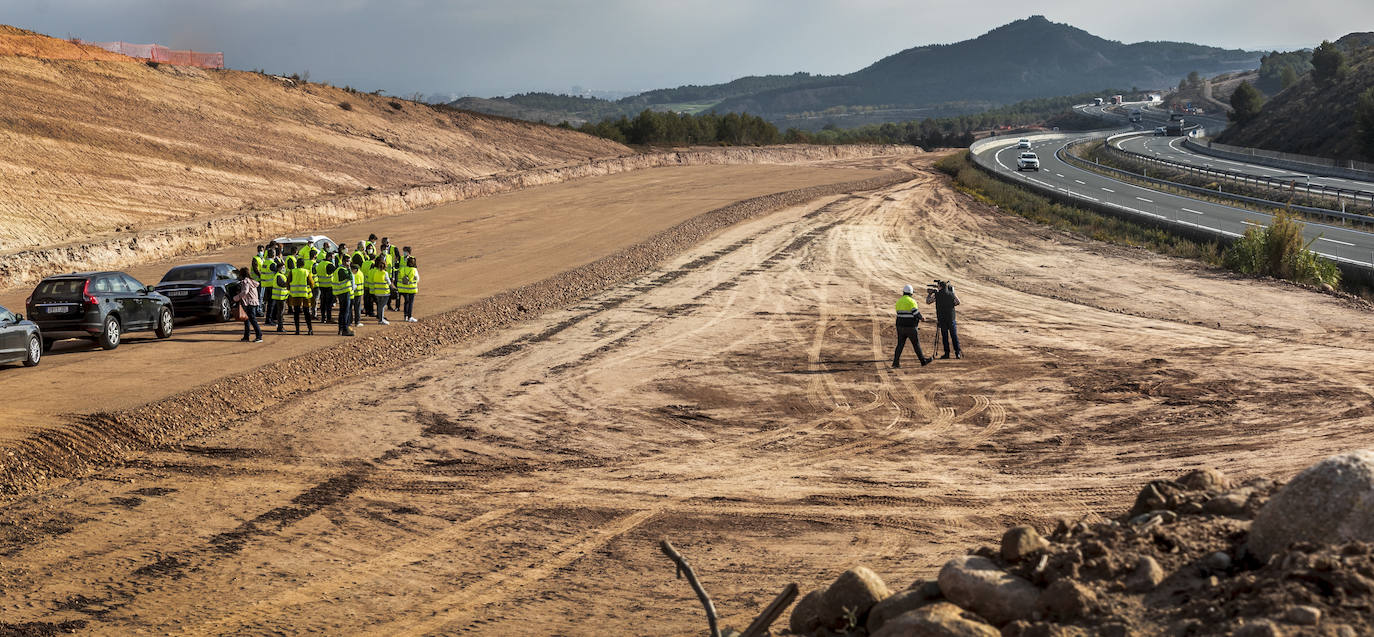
(100, 315, 121, 350)
(216, 296, 231, 322)
(23, 335, 41, 367)
(155, 307, 174, 339)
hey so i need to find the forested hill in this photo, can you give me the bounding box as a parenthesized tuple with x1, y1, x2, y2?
(1217, 35, 1374, 161)
(714, 16, 1258, 118)
(452, 16, 1259, 128)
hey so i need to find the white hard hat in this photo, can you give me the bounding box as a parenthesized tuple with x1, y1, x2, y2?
(902, 284, 914, 295)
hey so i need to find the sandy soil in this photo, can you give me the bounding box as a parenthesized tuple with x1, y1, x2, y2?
(0, 155, 1371, 636)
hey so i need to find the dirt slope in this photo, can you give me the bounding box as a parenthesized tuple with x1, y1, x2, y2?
(0, 155, 1370, 635)
(0, 25, 628, 257)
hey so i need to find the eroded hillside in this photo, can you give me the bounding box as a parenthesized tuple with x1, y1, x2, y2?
(0, 26, 629, 255)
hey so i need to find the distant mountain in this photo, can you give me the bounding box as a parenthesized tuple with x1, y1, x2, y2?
(452, 16, 1260, 128)
(1216, 34, 1374, 161)
(714, 16, 1258, 121)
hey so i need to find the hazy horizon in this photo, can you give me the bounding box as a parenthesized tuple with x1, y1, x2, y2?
(9, 1, 1371, 99)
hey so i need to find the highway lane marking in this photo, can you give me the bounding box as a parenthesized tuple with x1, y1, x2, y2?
(1135, 197, 1154, 203)
(1101, 187, 1115, 193)
(1055, 173, 1065, 178)
(1318, 237, 1355, 246)
(1181, 208, 1204, 215)
(1241, 220, 1264, 227)
(1074, 180, 1086, 185)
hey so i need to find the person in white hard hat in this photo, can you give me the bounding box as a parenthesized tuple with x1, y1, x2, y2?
(893, 284, 931, 368)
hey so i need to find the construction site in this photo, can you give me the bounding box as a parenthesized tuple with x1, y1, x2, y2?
(1, 21, 1373, 637)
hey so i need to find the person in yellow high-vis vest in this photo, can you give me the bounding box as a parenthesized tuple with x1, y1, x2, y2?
(397, 256, 419, 322)
(368, 256, 393, 325)
(350, 258, 365, 327)
(314, 256, 335, 323)
(892, 284, 931, 368)
(258, 251, 278, 324)
(332, 258, 355, 336)
(270, 262, 289, 332)
(250, 245, 267, 317)
(287, 257, 315, 335)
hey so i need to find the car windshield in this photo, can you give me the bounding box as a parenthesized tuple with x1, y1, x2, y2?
(35, 279, 86, 297)
(161, 267, 214, 282)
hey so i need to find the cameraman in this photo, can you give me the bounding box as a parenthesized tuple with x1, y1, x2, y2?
(926, 280, 962, 359)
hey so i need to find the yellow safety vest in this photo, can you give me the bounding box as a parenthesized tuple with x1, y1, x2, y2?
(351, 270, 365, 298)
(288, 268, 312, 298)
(332, 267, 354, 297)
(396, 266, 418, 294)
(367, 268, 389, 295)
(271, 274, 289, 301)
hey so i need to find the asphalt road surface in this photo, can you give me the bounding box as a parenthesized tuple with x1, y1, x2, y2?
(976, 134, 1374, 267)
(1113, 134, 1374, 195)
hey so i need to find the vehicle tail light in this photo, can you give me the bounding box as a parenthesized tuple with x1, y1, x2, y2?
(200, 285, 214, 296)
(82, 280, 98, 306)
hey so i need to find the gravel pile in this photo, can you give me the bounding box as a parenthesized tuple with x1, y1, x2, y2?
(0, 171, 912, 495)
(784, 451, 1374, 636)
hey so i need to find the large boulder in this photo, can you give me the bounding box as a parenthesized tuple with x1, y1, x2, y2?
(818, 566, 892, 629)
(1178, 468, 1230, 492)
(1038, 578, 1096, 621)
(1249, 450, 1374, 559)
(789, 589, 825, 635)
(867, 585, 944, 634)
(937, 555, 1038, 626)
(871, 601, 999, 637)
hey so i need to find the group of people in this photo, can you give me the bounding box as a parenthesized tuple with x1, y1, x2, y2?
(230, 234, 420, 342)
(892, 279, 961, 368)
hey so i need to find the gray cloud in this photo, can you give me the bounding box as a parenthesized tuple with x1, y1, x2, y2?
(9, 0, 1370, 98)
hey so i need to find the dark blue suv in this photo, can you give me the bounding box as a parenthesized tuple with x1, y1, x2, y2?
(26, 271, 174, 350)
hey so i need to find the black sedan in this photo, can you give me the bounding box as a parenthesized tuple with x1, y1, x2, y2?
(26, 271, 174, 350)
(0, 304, 41, 367)
(155, 263, 240, 322)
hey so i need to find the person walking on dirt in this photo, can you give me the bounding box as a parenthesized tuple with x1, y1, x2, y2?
(925, 280, 962, 359)
(250, 245, 267, 317)
(233, 267, 263, 342)
(893, 284, 932, 368)
(270, 261, 289, 332)
(397, 256, 419, 322)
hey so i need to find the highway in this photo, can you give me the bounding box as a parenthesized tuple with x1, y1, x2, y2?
(1113, 134, 1374, 195)
(972, 132, 1374, 268)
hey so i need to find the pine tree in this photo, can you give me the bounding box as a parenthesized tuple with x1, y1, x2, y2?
(1311, 40, 1347, 86)
(1229, 81, 1264, 125)
(1279, 65, 1299, 90)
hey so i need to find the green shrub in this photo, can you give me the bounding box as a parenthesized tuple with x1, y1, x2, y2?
(1222, 209, 1341, 287)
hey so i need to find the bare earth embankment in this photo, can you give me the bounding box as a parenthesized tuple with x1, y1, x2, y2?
(0, 154, 1370, 635)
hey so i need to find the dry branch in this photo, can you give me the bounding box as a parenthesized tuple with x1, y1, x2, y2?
(659, 539, 720, 637)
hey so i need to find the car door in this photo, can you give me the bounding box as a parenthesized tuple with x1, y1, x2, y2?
(122, 274, 156, 328)
(105, 275, 144, 329)
(0, 308, 20, 362)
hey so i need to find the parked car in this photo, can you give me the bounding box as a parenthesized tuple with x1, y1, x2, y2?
(26, 271, 174, 350)
(273, 235, 337, 259)
(1016, 152, 1040, 171)
(155, 263, 239, 322)
(0, 304, 41, 367)
(1016, 139, 1032, 149)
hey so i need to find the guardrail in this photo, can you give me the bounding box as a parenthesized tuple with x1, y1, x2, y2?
(967, 132, 1374, 278)
(1107, 135, 1374, 213)
(1183, 137, 1374, 183)
(1063, 140, 1374, 228)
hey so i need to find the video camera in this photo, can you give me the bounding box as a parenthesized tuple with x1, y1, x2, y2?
(927, 280, 949, 295)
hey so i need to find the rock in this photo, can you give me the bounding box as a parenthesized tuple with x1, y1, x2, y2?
(1128, 480, 1187, 516)
(1179, 468, 1231, 492)
(908, 578, 944, 598)
(1249, 450, 1374, 559)
(1282, 604, 1321, 625)
(1202, 551, 1232, 573)
(1012, 623, 1088, 637)
(867, 585, 944, 634)
(1326, 625, 1357, 637)
(870, 601, 999, 637)
(1038, 578, 1096, 621)
(937, 555, 1038, 626)
(1001, 526, 1050, 563)
(1234, 619, 1285, 637)
(1203, 492, 1249, 515)
(819, 566, 892, 629)
(789, 589, 825, 635)
(1125, 556, 1166, 592)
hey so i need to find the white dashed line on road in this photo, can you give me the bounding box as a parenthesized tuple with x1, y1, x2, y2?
(1101, 187, 1114, 193)
(1181, 208, 1204, 215)
(1135, 197, 1153, 203)
(1318, 237, 1355, 246)
(1074, 180, 1086, 185)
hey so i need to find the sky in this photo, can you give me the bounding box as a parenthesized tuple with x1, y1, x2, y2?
(8, 0, 1371, 98)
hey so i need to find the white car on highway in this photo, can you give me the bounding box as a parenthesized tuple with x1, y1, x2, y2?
(1016, 152, 1040, 171)
(1016, 139, 1032, 149)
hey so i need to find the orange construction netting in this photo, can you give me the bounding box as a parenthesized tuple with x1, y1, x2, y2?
(79, 40, 224, 69)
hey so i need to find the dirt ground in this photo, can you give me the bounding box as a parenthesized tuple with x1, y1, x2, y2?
(1, 155, 1371, 636)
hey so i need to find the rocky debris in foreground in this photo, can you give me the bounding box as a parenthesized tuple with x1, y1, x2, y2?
(781, 451, 1374, 636)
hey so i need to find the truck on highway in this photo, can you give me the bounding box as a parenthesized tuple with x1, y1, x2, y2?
(1166, 121, 1186, 136)
(1111, 95, 1123, 105)
(1093, 97, 1104, 106)
(1129, 110, 1143, 123)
